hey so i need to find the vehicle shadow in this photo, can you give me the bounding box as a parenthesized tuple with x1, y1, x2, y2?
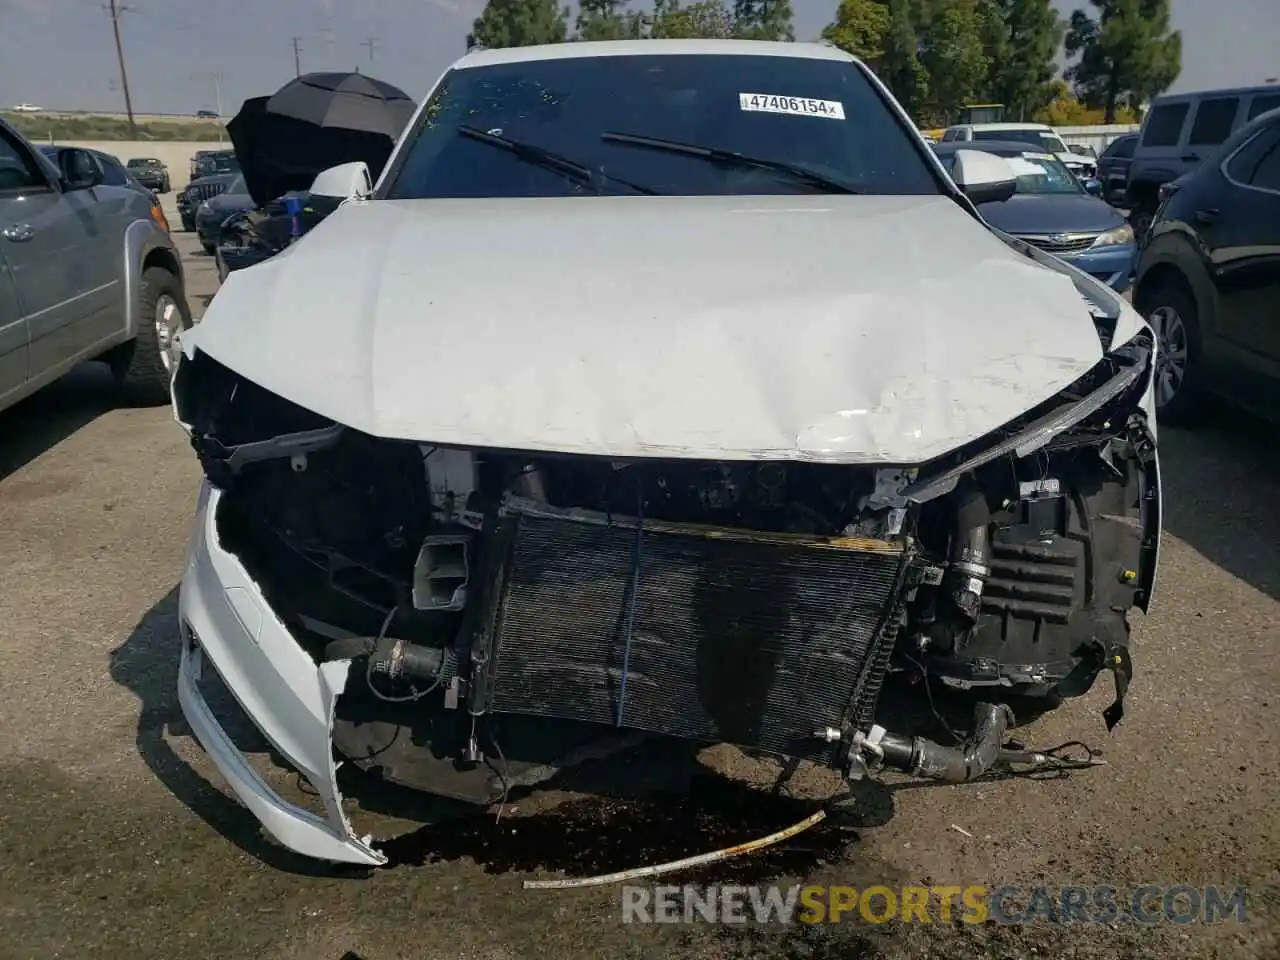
(109, 586, 927, 882)
(0, 363, 117, 482)
(1157, 406, 1280, 603)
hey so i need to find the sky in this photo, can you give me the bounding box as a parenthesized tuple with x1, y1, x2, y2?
(1, 0, 1276, 116)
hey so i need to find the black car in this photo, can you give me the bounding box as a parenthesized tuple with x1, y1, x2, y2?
(1095, 133, 1138, 206)
(1133, 107, 1280, 422)
(125, 156, 170, 192)
(176, 171, 239, 232)
(195, 173, 256, 253)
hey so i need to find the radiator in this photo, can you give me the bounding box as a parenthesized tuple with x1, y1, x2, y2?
(471, 499, 912, 761)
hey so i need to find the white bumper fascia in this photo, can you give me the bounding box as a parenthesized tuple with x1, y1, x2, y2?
(177, 480, 386, 866)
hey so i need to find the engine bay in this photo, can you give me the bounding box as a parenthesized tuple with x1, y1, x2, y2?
(173, 338, 1158, 800)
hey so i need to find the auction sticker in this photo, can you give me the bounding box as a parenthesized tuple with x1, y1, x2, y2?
(739, 93, 846, 120)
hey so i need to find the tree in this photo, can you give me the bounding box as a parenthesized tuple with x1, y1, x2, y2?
(650, 0, 734, 38)
(731, 0, 795, 41)
(575, 0, 644, 40)
(1064, 0, 1181, 122)
(979, 0, 1064, 121)
(471, 0, 569, 49)
(820, 0, 891, 63)
(917, 0, 989, 124)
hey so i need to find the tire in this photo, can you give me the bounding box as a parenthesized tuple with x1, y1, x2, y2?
(201, 239, 216, 255)
(181, 216, 195, 233)
(1139, 277, 1202, 425)
(109, 266, 192, 405)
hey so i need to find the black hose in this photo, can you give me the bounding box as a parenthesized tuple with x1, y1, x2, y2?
(876, 702, 1015, 782)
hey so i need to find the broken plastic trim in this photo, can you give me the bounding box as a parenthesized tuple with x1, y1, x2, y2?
(192, 423, 346, 475)
(902, 335, 1152, 504)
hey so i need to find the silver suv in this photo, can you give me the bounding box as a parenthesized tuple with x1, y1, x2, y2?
(0, 117, 190, 413)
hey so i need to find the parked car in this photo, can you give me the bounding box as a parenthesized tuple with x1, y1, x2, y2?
(933, 141, 1136, 292)
(1133, 105, 1280, 423)
(1067, 143, 1098, 160)
(196, 109, 221, 119)
(194, 173, 256, 253)
(10, 103, 41, 113)
(939, 122, 1096, 179)
(194, 150, 239, 180)
(214, 191, 342, 281)
(189, 149, 218, 181)
(1096, 133, 1138, 205)
(125, 157, 171, 193)
(1126, 84, 1280, 235)
(177, 171, 239, 232)
(171, 39, 1160, 868)
(0, 116, 190, 413)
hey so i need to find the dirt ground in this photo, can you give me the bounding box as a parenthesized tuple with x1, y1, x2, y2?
(0, 214, 1277, 960)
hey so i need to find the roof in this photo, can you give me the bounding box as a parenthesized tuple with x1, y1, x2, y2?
(454, 39, 857, 70)
(1151, 83, 1280, 103)
(946, 121, 1055, 132)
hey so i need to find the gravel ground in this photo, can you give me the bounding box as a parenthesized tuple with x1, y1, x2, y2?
(0, 216, 1277, 960)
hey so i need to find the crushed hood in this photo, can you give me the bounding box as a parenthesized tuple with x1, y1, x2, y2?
(188, 194, 1106, 464)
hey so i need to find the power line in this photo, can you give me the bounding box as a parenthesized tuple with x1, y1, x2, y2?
(105, 0, 137, 137)
(292, 36, 303, 77)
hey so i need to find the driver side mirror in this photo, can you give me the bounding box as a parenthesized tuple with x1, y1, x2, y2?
(1083, 178, 1103, 196)
(950, 149, 1017, 205)
(309, 162, 372, 200)
(59, 148, 102, 191)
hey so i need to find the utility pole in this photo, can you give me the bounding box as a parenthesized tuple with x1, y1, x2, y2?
(106, 0, 137, 138)
(361, 36, 378, 65)
(292, 36, 303, 77)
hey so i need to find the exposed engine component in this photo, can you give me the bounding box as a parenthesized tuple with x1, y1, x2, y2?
(172, 340, 1156, 802)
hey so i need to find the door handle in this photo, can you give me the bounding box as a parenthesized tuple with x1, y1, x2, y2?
(2, 223, 35, 242)
(1181, 153, 1201, 163)
(1194, 208, 1220, 225)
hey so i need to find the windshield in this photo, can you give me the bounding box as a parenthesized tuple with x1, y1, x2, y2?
(384, 54, 941, 199)
(227, 175, 247, 194)
(207, 155, 238, 173)
(1002, 151, 1082, 195)
(973, 128, 1067, 153)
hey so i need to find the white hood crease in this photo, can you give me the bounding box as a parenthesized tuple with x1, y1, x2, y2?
(188, 193, 1105, 464)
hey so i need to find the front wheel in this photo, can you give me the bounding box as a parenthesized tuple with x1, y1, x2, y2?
(108, 266, 192, 405)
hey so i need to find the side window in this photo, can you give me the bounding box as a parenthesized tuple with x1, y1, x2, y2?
(1187, 97, 1240, 146)
(1225, 126, 1280, 188)
(0, 128, 45, 192)
(1109, 136, 1136, 159)
(941, 129, 958, 142)
(1141, 103, 1188, 147)
(1251, 142, 1280, 191)
(1246, 93, 1280, 122)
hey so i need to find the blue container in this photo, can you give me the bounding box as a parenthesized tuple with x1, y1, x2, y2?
(283, 194, 306, 240)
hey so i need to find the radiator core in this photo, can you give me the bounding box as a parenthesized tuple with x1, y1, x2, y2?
(474, 501, 911, 760)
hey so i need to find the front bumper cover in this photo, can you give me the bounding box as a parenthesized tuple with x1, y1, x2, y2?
(177, 481, 385, 865)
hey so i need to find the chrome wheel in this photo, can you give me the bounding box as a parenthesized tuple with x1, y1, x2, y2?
(154, 294, 183, 373)
(1149, 304, 1188, 408)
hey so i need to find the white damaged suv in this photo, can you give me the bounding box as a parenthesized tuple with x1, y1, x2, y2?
(171, 40, 1161, 866)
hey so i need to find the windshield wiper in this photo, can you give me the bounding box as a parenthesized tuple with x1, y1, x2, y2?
(457, 124, 660, 196)
(601, 131, 862, 195)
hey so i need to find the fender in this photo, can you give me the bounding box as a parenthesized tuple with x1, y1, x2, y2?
(122, 218, 184, 340)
